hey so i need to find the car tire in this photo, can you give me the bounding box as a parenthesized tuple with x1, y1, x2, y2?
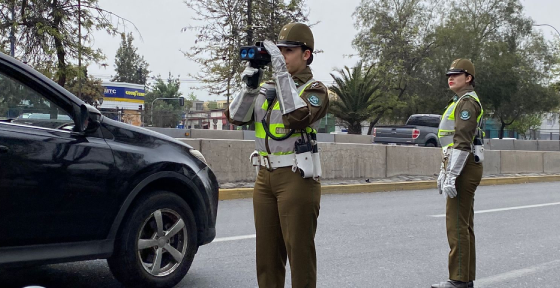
(108, 191, 197, 288)
(425, 141, 437, 147)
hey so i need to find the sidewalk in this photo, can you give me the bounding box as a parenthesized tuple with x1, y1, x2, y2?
(218, 172, 560, 200)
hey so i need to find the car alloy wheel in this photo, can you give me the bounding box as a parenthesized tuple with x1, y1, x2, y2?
(137, 208, 189, 277)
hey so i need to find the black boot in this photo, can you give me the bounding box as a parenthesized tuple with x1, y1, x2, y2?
(431, 280, 469, 288)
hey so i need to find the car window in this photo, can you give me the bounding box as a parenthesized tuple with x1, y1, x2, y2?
(407, 115, 440, 128)
(0, 71, 73, 130)
(426, 116, 441, 128)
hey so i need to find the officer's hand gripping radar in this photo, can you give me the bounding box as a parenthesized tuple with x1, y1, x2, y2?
(240, 42, 271, 89)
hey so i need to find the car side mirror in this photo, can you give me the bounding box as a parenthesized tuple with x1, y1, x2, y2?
(73, 104, 89, 133)
(84, 117, 101, 134)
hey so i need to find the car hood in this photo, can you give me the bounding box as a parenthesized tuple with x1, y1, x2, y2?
(101, 116, 193, 149)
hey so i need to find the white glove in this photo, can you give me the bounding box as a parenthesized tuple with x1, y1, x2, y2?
(240, 63, 262, 89)
(442, 149, 470, 198)
(437, 163, 446, 195)
(240, 63, 258, 80)
(263, 40, 287, 73)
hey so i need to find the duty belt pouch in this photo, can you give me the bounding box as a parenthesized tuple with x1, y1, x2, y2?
(310, 133, 322, 180)
(473, 129, 484, 163)
(249, 151, 260, 176)
(293, 134, 314, 178)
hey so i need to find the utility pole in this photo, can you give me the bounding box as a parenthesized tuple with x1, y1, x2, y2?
(9, 0, 16, 57)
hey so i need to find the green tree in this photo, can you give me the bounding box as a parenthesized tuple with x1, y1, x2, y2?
(144, 73, 184, 127)
(32, 62, 104, 105)
(182, 0, 310, 107)
(0, 0, 129, 88)
(64, 66, 104, 105)
(386, 0, 560, 138)
(112, 33, 150, 84)
(353, 0, 440, 132)
(436, 0, 559, 138)
(328, 62, 384, 134)
(510, 114, 544, 140)
(183, 92, 198, 112)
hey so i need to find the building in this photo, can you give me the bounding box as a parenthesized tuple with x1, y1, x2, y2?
(185, 101, 209, 129)
(98, 81, 145, 126)
(209, 109, 228, 130)
(539, 112, 560, 140)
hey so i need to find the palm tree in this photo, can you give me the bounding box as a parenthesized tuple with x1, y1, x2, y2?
(329, 62, 384, 134)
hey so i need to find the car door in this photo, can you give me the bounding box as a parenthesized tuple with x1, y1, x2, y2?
(0, 62, 116, 247)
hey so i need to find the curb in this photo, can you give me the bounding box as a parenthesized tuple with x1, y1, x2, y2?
(219, 175, 560, 201)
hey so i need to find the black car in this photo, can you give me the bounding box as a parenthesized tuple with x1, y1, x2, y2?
(0, 52, 219, 288)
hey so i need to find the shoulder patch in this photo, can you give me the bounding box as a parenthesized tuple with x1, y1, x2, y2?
(460, 110, 471, 120)
(307, 95, 321, 106)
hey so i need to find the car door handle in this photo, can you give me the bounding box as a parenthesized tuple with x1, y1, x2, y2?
(0, 145, 9, 153)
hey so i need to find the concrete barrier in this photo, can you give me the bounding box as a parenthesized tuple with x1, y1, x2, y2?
(172, 138, 560, 183)
(200, 140, 257, 183)
(143, 128, 552, 152)
(146, 127, 190, 138)
(334, 134, 372, 144)
(319, 143, 386, 179)
(538, 140, 560, 151)
(386, 146, 440, 177)
(544, 152, 560, 173)
(243, 130, 257, 141)
(190, 129, 243, 140)
(500, 151, 544, 174)
(514, 140, 539, 151)
(242, 130, 335, 142)
(317, 133, 335, 143)
(484, 139, 492, 150)
(489, 139, 515, 150)
(483, 150, 501, 175)
(176, 139, 201, 151)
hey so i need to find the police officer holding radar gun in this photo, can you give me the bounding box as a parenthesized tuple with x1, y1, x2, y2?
(433, 59, 485, 288)
(226, 23, 329, 288)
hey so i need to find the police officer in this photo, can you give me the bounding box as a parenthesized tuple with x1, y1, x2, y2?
(226, 23, 328, 288)
(433, 59, 484, 288)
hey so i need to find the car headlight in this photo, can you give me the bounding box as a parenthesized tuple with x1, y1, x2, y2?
(189, 149, 207, 165)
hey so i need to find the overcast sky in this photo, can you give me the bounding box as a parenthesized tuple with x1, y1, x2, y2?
(87, 0, 560, 101)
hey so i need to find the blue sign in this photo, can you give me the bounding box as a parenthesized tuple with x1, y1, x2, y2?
(103, 86, 146, 104)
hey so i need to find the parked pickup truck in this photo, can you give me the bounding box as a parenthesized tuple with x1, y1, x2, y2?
(372, 114, 442, 147)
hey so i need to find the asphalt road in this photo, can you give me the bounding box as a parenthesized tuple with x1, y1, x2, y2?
(2, 182, 559, 288)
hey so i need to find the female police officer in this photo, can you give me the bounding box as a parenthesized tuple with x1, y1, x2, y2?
(226, 23, 328, 288)
(433, 59, 484, 288)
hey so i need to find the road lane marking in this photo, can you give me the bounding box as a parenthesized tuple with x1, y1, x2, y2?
(476, 260, 560, 287)
(430, 202, 560, 217)
(213, 234, 256, 243)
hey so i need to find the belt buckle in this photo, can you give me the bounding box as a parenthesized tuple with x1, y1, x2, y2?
(262, 155, 273, 171)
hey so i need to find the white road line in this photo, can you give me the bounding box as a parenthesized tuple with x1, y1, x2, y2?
(475, 260, 560, 287)
(213, 234, 256, 243)
(430, 202, 560, 218)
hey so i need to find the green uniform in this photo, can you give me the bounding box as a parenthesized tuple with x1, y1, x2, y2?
(226, 66, 329, 288)
(440, 85, 483, 283)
